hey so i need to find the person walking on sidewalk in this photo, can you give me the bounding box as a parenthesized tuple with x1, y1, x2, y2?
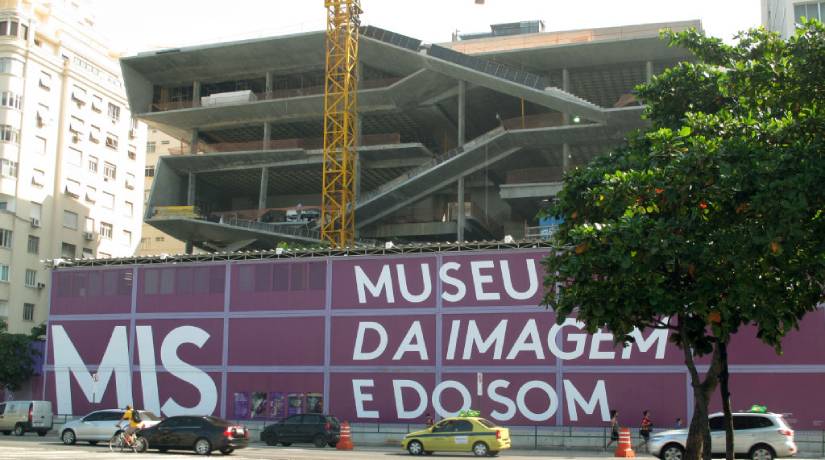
(606, 410, 619, 449)
(639, 410, 653, 452)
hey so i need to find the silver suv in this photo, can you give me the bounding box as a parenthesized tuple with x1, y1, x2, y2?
(650, 412, 796, 460)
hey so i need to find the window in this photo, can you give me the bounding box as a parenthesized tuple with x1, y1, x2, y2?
(64, 178, 81, 198)
(82, 247, 93, 258)
(125, 172, 135, 189)
(160, 140, 170, 145)
(146, 141, 156, 153)
(145, 166, 155, 177)
(67, 147, 82, 166)
(105, 133, 118, 150)
(100, 222, 113, 239)
(31, 169, 44, 187)
(795, 2, 825, 23)
(34, 136, 46, 154)
(27, 235, 38, 254)
(124, 201, 133, 217)
(61, 242, 76, 258)
(88, 155, 98, 173)
(103, 162, 116, 180)
(84, 217, 94, 233)
(107, 102, 121, 122)
(63, 210, 78, 229)
(71, 85, 87, 105)
(128, 148, 136, 160)
(0, 229, 10, 248)
(85, 185, 96, 203)
(0, 125, 19, 143)
(0, 159, 16, 178)
(24, 269, 36, 287)
(123, 230, 132, 245)
(102, 191, 114, 209)
(91, 95, 103, 112)
(0, 91, 22, 109)
(89, 125, 100, 143)
(39, 70, 51, 89)
(733, 415, 774, 430)
(0, 264, 8, 281)
(155, 236, 165, 242)
(0, 20, 25, 39)
(23, 303, 34, 322)
(0, 57, 22, 76)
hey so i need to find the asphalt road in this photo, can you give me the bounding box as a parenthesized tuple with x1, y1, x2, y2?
(0, 435, 642, 460)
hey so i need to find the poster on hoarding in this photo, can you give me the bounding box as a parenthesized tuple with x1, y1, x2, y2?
(287, 393, 304, 416)
(250, 392, 267, 419)
(233, 392, 249, 419)
(306, 393, 323, 414)
(268, 392, 286, 419)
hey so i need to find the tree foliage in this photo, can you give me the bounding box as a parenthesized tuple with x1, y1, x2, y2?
(0, 322, 44, 393)
(542, 20, 825, 460)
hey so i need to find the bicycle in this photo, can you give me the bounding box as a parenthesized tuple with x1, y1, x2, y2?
(109, 422, 147, 453)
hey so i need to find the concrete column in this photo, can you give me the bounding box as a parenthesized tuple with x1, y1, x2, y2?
(456, 80, 467, 242)
(187, 172, 196, 206)
(258, 168, 268, 219)
(645, 61, 654, 83)
(192, 80, 201, 107)
(561, 68, 571, 175)
(189, 129, 199, 154)
(263, 122, 271, 150)
(265, 71, 273, 96)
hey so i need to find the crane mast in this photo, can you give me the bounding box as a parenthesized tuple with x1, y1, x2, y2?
(321, 0, 361, 248)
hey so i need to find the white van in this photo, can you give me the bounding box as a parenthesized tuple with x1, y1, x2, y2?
(0, 400, 53, 436)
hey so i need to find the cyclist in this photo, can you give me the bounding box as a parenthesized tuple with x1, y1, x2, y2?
(118, 405, 141, 446)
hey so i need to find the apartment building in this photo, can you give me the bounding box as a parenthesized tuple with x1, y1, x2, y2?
(0, 0, 146, 333)
(763, 0, 825, 37)
(137, 128, 186, 256)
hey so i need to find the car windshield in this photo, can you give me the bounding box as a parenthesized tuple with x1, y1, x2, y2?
(477, 418, 497, 429)
(139, 411, 160, 421)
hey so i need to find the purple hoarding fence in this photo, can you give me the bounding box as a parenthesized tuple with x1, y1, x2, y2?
(42, 245, 825, 431)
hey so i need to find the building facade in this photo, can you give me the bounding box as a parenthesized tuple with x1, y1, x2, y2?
(0, 0, 146, 333)
(122, 21, 697, 252)
(137, 128, 187, 256)
(762, 0, 825, 37)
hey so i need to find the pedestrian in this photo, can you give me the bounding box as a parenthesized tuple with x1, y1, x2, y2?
(639, 410, 653, 452)
(675, 417, 683, 429)
(425, 413, 433, 427)
(606, 409, 619, 449)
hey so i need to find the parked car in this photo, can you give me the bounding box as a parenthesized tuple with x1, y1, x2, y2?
(136, 415, 248, 455)
(0, 400, 53, 436)
(60, 409, 161, 445)
(402, 416, 511, 457)
(260, 413, 340, 448)
(650, 412, 797, 460)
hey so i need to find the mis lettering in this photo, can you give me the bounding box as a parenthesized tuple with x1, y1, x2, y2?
(51, 325, 217, 416)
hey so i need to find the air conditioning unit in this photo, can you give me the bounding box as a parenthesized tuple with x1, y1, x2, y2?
(83, 232, 94, 241)
(36, 282, 46, 289)
(30, 217, 40, 228)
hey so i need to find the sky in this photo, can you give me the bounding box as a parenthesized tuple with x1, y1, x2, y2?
(90, 0, 762, 55)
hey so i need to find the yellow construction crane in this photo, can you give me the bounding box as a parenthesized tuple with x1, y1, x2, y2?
(321, 0, 361, 248)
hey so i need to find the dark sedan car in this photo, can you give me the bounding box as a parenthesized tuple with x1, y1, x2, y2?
(261, 413, 340, 448)
(136, 415, 248, 455)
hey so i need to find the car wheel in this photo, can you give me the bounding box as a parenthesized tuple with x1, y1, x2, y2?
(220, 447, 234, 455)
(281, 442, 292, 446)
(313, 434, 327, 448)
(472, 441, 489, 457)
(88, 440, 98, 445)
(194, 437, 212, 455)
(61, 430, 76, 445)
(407, 440, 424, 455)
(750, 444, 775, 460)
(37, 430, 48, 437)
(661, 443, 685, 460)
(13, 424, 24, 436)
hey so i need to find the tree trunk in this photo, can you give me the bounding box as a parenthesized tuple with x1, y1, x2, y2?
(680, 316, 723, 460)
(720, 341, 735, 460)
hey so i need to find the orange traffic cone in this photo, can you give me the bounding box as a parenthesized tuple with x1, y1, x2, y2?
(614, 427, 635, 458)
(337, 421, 354, 451)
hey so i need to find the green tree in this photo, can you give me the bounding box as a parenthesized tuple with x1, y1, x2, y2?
(0, 322, 44, 394)
(542, 21, 825, 460)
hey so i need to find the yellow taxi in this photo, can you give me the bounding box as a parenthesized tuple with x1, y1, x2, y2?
(402, 416, 511, 457)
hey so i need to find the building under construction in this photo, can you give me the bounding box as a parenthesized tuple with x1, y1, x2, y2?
(121, 20, 698, 252)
